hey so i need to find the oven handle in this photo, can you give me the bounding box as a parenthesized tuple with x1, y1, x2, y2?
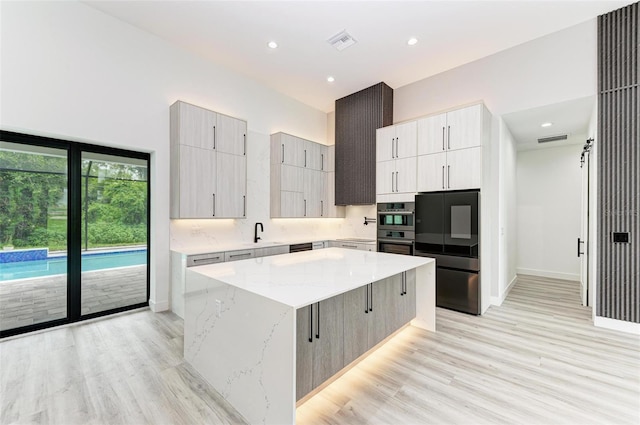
(377, 238, 414, 245)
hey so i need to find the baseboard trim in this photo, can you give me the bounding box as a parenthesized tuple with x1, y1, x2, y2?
(491, 275, 518, 306)
(516, 268, 579, 282)
(594, 316, 640, 335)
(149, 299, 169, 312)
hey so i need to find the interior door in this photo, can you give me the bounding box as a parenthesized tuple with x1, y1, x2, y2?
(579, 150, 590, 306)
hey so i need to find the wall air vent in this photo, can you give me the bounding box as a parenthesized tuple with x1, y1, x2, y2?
(537, 134, 568, 144)
(327, 30, 357, 51)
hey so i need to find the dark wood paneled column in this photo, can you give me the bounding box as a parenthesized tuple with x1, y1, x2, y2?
(597, 2, 639, 323)
(335, 82, 393, 205)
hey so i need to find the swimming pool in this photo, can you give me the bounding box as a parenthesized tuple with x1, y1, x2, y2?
(0, 249, 147, 281)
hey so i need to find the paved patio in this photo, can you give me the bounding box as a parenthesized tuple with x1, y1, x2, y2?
(0, 265, 147, 332)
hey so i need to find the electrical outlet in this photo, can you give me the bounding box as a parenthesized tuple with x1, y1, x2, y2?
(216, 299, 222, 317)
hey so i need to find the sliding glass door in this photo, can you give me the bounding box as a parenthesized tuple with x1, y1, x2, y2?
(0, 142, 69, 332)
(0, 131, 150, 337)
(80, 152, 148, 315)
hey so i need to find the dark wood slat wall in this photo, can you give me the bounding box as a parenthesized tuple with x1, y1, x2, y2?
(597, 2, 640, 323)
(335, 83, 393, 205)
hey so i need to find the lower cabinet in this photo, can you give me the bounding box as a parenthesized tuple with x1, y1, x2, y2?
(342, 273, 413, 366)
(296, 295, 344, 401)
(296, 272, 415, 400)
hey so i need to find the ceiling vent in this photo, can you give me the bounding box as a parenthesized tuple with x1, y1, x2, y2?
(538, 134, 568, 144)
(327, 30, 357, 51)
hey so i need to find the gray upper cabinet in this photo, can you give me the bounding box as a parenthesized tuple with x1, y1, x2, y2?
(271, 132, 344, 218)
(170, 100, 247, 219)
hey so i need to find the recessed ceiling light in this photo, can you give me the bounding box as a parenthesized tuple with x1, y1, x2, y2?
(541, 122, 553, 127)
(327, 76, 335, 83)
(407, 37, 418, 46)
(268, 41, 278, 49)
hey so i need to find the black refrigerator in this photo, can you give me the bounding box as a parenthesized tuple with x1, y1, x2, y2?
(414, 190, 480, 315)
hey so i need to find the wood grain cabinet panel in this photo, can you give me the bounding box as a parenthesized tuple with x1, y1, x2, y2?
(271, 133, 344, 218)
(296, 295, 344, 401)
(170, 100, 247, 219)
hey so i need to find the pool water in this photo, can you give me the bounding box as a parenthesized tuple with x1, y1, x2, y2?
(0, 250, 147, 281)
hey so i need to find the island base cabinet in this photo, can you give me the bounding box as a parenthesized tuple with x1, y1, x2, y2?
(296, 295, 345, 401)
(343, 273, 417, 368)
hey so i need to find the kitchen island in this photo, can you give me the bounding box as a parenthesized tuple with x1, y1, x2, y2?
(184, 248, 435, 425)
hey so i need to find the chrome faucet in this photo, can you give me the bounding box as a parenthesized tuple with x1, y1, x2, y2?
(254, 222, 264, 243)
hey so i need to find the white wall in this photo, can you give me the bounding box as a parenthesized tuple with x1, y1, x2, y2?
(394, 20, 597, 121)
(516, 144, 582, 280)
(494, 120, 518, 305)
(0, 1, 370, 312)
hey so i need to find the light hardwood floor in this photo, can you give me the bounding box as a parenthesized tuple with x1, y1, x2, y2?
(1, 275, 639, 424)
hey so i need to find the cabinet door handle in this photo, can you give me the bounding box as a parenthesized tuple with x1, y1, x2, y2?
(304, 149, 307, 167)
(243, 134, 246, 156)
(212, 193, 216, 216)
(213, 126, 216, 150)
(391, 137, 395, 158)
(447, 125, 451, 150)
(243, 195, 246, 217)
(304, 199, 307, 217)
(577, 238, 585, 257)
(442, 127, 445, 151)
(442, 166, 445, 189)
(309, 304, 313, 342)
(321, 200, 323, 217)
(396, 137, 399, 158)
(281, 144, 284, 163)
(448, 165, 450, 188)
(321, 153, 324, 170)
(395, 171, 399, 192)
(365, 286, 369, 314)
(400, 272, 404, 296)
(391, 173, 394, 193)
(315, 302, 320, 339)
(369, 284, 373, 312)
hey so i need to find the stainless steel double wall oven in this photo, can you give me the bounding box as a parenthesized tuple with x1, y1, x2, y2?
(377, 202, 415, 256)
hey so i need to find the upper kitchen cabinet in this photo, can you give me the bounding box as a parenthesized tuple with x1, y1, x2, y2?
(215, 113, 247, 156)
(417, 104, 485, 155)
(270, 133, 344, 218)
(170, 100, 247, 219)
(376, 121, 417, 162)
(416, 103, 491, 192)
(376, 121, 417, 202)
(335, 82, 393, 205)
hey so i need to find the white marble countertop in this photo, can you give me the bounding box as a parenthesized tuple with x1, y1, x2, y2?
(186, 248, 433, 309)
(172, 238, 375, 256)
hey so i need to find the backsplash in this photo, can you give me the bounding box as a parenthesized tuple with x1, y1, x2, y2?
(169, 130, 376, 252)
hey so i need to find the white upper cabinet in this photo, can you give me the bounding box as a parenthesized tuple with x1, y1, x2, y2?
(175, 102, 216, 150)
(414, 103, 489, 192)
(376, 121, 417, 162)
(376, 121, 417, 200)
(216, 113, 247, 156)
(446, 104, 482, 151)
(170, 101, 247, 219)
(417, 104, 483, 155)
